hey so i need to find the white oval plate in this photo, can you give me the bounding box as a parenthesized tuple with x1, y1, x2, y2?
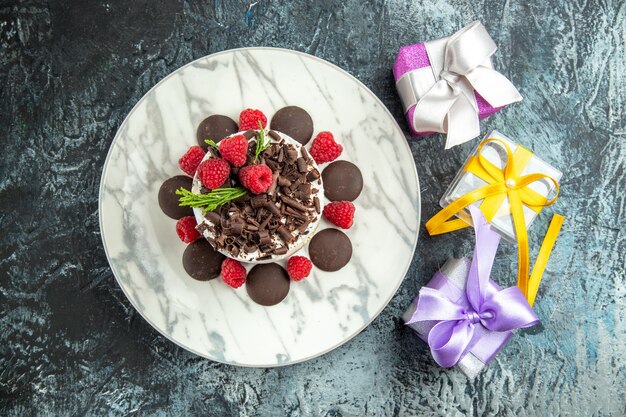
(99, 47, 420, 367)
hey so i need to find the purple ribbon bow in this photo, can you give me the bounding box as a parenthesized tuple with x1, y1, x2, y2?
(407, 206, 539, 368)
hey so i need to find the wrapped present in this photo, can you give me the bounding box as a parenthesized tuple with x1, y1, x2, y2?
(393, 21, 522, 149)
(426, 133, 564, 305)
(440, 130, 562, 242)
(404, 207, 540, 379)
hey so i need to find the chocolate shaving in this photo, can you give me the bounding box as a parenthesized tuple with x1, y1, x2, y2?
(286, 147, 298, 163)
(227, 245, 240, 257)
(259, 214, 272, 230)
(294, 191, 310, 202)
(314, 197, 320, 214)
(285, 206, 308, 221)
(265, 159, 280, 171)
(232, 222, 244, 235)
(306, 169, 320, 181)
(244, 242, 257, 253)
(259, 244, 272, 252)
(278, 176, 292, 187)
(268, 130, 281, 141)
(265, 202, 281, 217)
(268, 218, 281, 229)
(280, 195, 309, 212)
(255, 207, 267, 222)
(298, 182, 312, 194)
(273, 246, 288, 255)
(263, 146, 275, 158)
(277, 225, 294, 243)
(258, 230, 271, 245)
(297, 157, 308, 173)
(289, 178, 302, 191)
(251, 195, 267, 208)
(297, 221, 310, 233)
(267, 171, 280, 195)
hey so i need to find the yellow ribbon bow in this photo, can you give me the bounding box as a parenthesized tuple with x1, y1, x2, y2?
(425, 138, 565, 306)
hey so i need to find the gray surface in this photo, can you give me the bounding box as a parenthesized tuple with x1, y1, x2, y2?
(1, 0, 624, 415)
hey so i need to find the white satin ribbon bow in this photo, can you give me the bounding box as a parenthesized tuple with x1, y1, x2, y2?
(397, 21, 522, 149)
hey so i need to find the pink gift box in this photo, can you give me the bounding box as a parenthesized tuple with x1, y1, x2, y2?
(393, 40, 503, 138)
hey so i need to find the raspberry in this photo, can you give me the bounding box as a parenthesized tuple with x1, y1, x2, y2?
(221, 258, 247, 288)
(287, 256, 312, 281)
(323, 201, 355, 229)
(178, 146, 206, 176)
(238, 164, 273, 194)
(197, 158, 230, 189)
(239, 108, 267, 131)
(176, 216, 201, 243)
(219, 134, 248, 167)
(309, 131, 342, 164)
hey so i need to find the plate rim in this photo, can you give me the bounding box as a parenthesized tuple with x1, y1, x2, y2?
(98, 46, 421, 367)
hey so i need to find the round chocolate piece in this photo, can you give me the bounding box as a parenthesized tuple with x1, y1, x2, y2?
(321, 160, 363, 202)
(246, 263, 290, 306)
(196, 115, 238, 150)
(182, 239, 225, 281)
(309, 228, 352, 272)
(158, 175, 194, 219)
(270, 106, 314, 145)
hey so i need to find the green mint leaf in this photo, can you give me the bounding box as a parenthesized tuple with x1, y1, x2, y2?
(204, 139, 220, 152)
(176, 187, 247, 213)
(253, 120, 270, 162)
